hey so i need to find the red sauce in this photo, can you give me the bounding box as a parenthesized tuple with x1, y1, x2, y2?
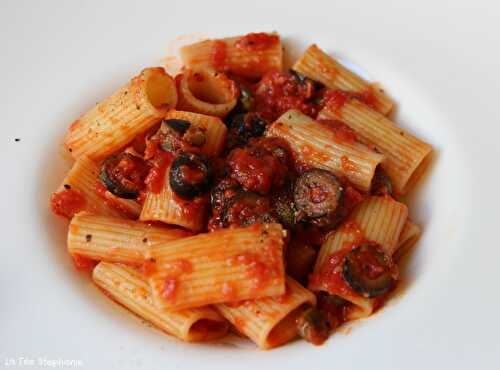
(223, 195, 271, 227)
(340, 186, 365, 217)
(50, 188, 86, 219)
(317, 119, 358, 145)
(255, 71, 319, 121)
(211, 40, 227, 71)
(71, 254, 97, 272)
(235, 32, 279, 51)
(229, 252, 274, 291)
(276, 284, 290, 304)
(69, 119, 80, 131)
(227, 138, 289, 195)
(322, 89, 351, 115)
(309, 247, 358, 297)
(221, 282, 237, 302)
(161, 278, 178, 302)
(323, 88, 378, 115)
(144, 151, 174, 193)
(172, 192, 208, 223)
(234, 317, 246, 332)
(340, 155, 358, 173)
(164, 259, 193, 276)
(139, 259, 157, 277)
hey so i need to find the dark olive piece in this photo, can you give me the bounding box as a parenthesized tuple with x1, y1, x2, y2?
(342, 243, 397, 298)
(100, 153, 150, 199)
(163, 119, 191, 134)
(371, 167, 393, 196)
(169, 152, 214, 200)
(294, 169, 343, 219)
(210, 178, 242, 211)
(296, 307, 330, 345)
(226, 112, 267, 150)
(290, 70, 324, 91)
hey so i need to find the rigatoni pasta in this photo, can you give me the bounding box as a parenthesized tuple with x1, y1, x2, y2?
(292, 44, 394, 115)
(68, 212, 189, 265)
(310, 196, 408, 319)
(93, 262, 228, 342)
(265, 110, 384, 192)
(65, 67, 177, 161)
(50, 31, 432, 349)
(393, 220, 421, 262)
(176, 68, 238, 118)
(148, 223, 286, 311)
(215, 277, 315, 349)
(50, 156, 140, 219)
(319, 100, 433, 194)
(180, 33, 283, 79)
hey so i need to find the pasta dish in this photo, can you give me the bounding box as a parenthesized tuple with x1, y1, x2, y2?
(50, 32, 432, 349)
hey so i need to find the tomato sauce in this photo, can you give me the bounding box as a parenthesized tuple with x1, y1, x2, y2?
(161, 278, 178, 301)
(233, 317, 246, 332)
(323, 88, 378, 115)
(235, 32, 279, 51)
(71, 254, 97, 272)
(211, 40, 227, 71)
(317, 119, 358, 145)
(255, 71, 320, 121)
(227, 138, 289, 195)
(309, 247, 358, 297)
(221, 282, 237, 302)
(50, 188, 86, 219)
(340, 155, 358, 173)
(144, 151, 174, 193)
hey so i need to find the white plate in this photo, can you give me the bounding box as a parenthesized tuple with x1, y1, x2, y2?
(2, 0, 499, 369)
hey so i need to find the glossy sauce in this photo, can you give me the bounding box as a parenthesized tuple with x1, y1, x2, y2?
(255, 71, 320, 121)
(50, 188, 86, 219)
(144, 151, 174, 193)
(235, 32, 279, 51)
(211, 40, 227, 71)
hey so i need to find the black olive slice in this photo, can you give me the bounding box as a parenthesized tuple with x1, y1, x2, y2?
(100, 153, 150, 199)
(371, 167, 393, 196)
(163, 119, 191, 134)
(342, 243, 397, 298)
(210, 178, 242, 211)
(169, 152, 213, 200)
(296, 306, 329, 345)
(294, 169, 343, 219)
(226, 112, 267, 150)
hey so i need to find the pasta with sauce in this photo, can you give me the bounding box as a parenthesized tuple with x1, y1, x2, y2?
(49, 32, 432, 349)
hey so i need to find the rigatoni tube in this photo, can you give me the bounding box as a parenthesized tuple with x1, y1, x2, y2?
(180, 33, 283, 79)
(265, 110, 384, 192)
(148, 223, 286, 311)
(215, 277, 315, 349)
(310, 196, 407, 320)
(93, 262, 228, 342)
(292, 44, 393, 115)
(50, 156, 141, 219)
(65, 67, 177, 161)
(319, 100, 433, 194)
(68, 212, 190, 265)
